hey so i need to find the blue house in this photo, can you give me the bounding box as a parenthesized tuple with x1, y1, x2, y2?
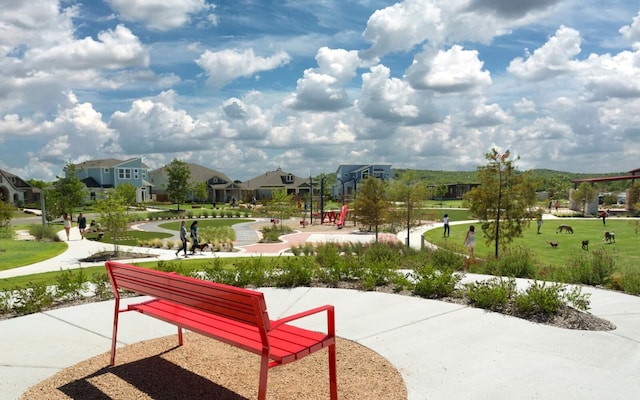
(72, 158, 152, 203)
(331, 164, 392, 201)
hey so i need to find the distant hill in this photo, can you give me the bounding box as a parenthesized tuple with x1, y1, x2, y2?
(392, 168, 630, 192)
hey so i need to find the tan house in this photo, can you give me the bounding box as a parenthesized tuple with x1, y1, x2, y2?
(241, 168, 311, 201)
(149, 163, 233, 203)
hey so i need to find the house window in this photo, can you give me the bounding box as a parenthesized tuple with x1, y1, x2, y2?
(142, 170, 146, 179)
(118, 168, 131, 179)
(134, 169, 139, 179)
(104, 168, 109, 173)
(362, 170, 369, 180)
(285, 174, 294, 183)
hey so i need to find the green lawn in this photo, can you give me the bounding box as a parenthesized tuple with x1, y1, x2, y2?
(425, 218, 639, 271)
(158, 218, 253, 230)
(0, 240, 67, 271)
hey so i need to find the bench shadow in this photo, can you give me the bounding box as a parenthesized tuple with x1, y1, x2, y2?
(58, 352, 248, 400)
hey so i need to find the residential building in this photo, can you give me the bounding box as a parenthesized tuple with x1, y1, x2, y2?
(72, 158, 152, 203)
(148, 163, 233, 203)
(0, 169, 39, 206)
(331, 164, 392, 201)
(242, 167, 312, 201)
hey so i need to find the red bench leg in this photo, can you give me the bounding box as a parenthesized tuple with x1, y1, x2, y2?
(110, 299, 120, 366)
(329, 343, 338, 399)
(178, 326, 183, 346)
(258, 350, 270, 400)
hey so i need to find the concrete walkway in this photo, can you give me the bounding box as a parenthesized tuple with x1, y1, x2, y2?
(1, 219, 640, 399)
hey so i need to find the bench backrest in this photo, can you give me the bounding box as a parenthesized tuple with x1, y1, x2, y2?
(105, 261, 271, 331)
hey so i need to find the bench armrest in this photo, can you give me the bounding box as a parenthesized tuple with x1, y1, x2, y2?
(270, 304, 335, 332)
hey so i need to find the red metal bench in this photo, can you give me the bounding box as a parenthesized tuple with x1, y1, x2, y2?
(105, 261, 338, 400)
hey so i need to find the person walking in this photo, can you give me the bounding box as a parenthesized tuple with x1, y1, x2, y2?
(63, 213, 72, 241)
(600, 209, 609, 225)
(77, 213, 87, 239)
(176, 220, 188, 258)
(464, 225, 476, 258)
(536, 212, 543, 234)
(189, 220, 199, 255)
(443, 214, 450, 237)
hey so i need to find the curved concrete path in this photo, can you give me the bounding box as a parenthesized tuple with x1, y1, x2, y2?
(1, 218, 640, 399)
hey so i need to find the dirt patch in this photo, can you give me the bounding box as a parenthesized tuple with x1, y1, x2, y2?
(21, 334, 406, 400)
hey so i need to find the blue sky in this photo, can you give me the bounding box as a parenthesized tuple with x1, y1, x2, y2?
(1, 0, 640, 182)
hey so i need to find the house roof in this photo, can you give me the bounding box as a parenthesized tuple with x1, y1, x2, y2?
(149, 163, 231, 185)
(243, 167, 308, 189)
(74, 158, 149, 169)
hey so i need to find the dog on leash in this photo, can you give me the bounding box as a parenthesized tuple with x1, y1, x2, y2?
(581, 240, 589, 251)
(191, 242, 211, 253)
(547, 241, 559, 248)
(557, 225, 574, 234)
(603, 231, 616, 243)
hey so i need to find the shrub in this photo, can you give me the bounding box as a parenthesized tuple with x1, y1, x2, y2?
(479, 246, 536, 278)
(273, 257, 313, 287)
(465, 277, 516, 311)
(28, 224, 59, 241)
(91, 272, 113, 300)
(428, 248, 465, 270)
(515, 281, 563, 316)
(412, 265, 460, 299)
(615, 271, 640, 295)
(11, 283, 55, 315)
(566, 248, 615, 286)
(55, 268, 89, 301)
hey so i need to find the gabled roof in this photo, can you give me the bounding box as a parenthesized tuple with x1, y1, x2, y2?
(149, 163, 231, 185)
(0, 169, 31, 188)
(74, 158, 150, 169)
(243, 168, 307, 189)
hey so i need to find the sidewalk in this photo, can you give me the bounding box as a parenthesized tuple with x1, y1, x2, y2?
(1, 221, 640, 399)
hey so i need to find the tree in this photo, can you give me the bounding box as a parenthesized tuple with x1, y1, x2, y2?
(352, 177, 390, 242)
(193, 182, 208, 204)
(0, 201, 14, 239)
(571, 182, 598, 215)
(51, 163, 86, 216)
(165, 159, 191, 211)
(463, 148, 536, 258)
(389, 171, 427, 246)
(267, 189, 297, 228)
(115, 183, 137, 212)
(626, 182, 640, 213)
(95, 191, 129, 254)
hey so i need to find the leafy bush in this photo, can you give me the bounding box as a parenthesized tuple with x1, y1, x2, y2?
(478, 246, 535, 278)
(272, 257, 313, 287)
(413, 265, 460, 299)
(55, 268, 89, 300)
(260, 225, 293, 242)
(28, 224, 59, 241)
(515, 281, 564, 316)
(91, 272, 113, 300)
(465, 277, 516, 311)
(566, 248, 614, 286)
(11, 283, 55, 315)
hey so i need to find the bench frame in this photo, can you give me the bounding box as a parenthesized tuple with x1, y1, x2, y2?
(105, 261, 337, 399)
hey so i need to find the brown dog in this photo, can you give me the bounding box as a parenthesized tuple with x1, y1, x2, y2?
(557, 225, 574, 234)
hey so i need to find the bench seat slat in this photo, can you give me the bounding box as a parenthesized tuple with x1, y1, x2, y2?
(130, 299, 332, 363)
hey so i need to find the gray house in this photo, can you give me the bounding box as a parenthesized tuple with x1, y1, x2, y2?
(72, 158, 152, 203)
(0, 169, 39, 206)
(331, 164, 392, 201)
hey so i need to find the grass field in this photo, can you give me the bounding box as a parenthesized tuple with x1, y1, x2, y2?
(424, 217, 639, 271)
(0, 240, 67, 271)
